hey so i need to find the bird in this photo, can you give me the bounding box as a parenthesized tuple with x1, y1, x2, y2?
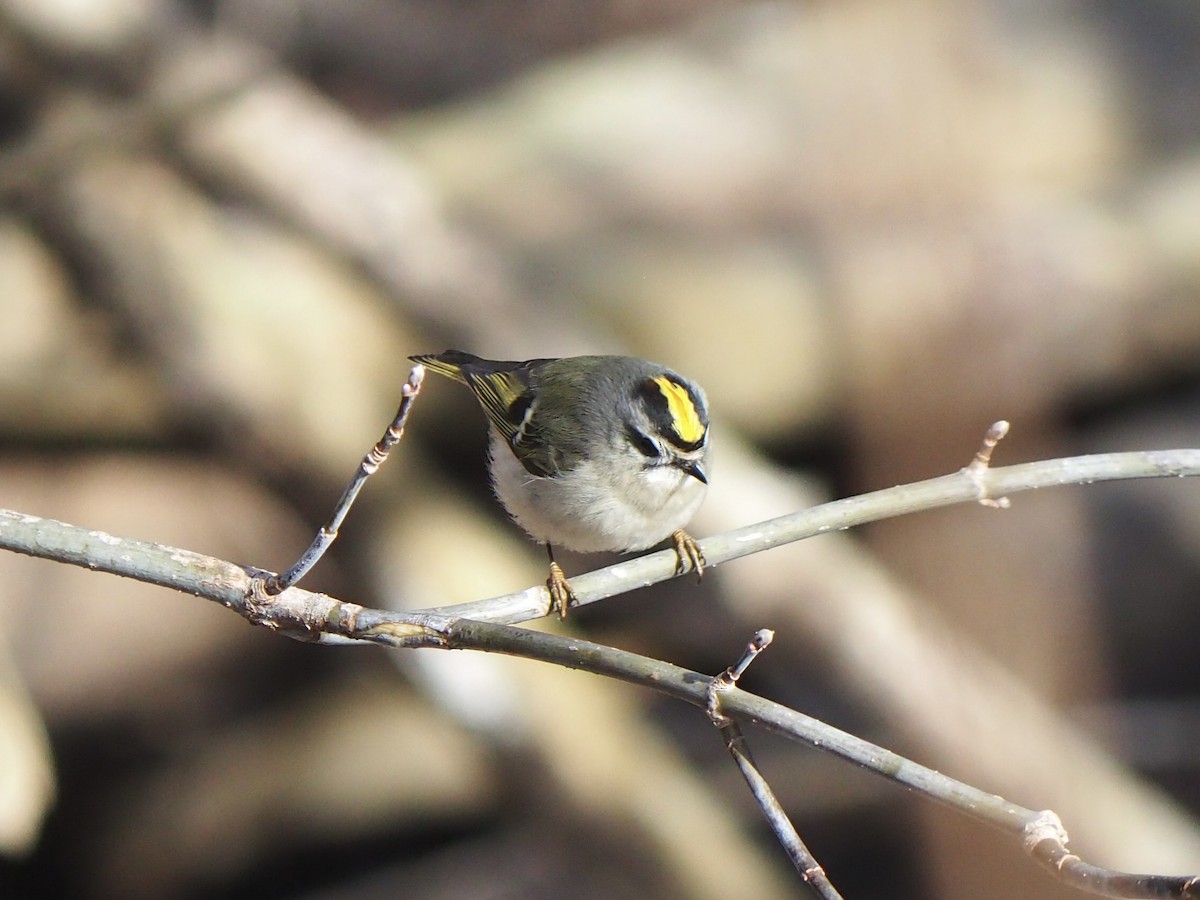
(410, 350, 711, 618)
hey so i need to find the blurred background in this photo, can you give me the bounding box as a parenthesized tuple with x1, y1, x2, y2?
(1, 0, 1199, 897)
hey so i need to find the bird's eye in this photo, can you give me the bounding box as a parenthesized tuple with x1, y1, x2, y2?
(627, 428, 662, 459)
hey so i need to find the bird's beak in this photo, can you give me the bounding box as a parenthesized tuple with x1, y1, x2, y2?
(676, 459, 708, 484)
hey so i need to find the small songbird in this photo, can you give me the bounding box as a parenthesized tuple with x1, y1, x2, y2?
(410, 351, 711, 618)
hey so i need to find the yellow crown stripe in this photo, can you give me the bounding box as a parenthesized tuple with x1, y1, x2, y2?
(654, 376, 705, 444)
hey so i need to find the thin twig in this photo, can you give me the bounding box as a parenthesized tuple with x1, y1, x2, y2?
(263, 364, 425, 594)
(707, 631, 844, 899)
(1023, 810, 1200, 899)
(964, 419, 1012, 508)
(969, 419, 1011, 471)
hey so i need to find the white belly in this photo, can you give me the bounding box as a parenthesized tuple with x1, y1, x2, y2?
(488, 432, 707, 553)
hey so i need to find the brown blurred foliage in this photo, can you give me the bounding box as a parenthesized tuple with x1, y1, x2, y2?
(1, 1, 1200, 898)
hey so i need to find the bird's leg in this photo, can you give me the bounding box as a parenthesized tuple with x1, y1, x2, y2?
(671, 530, 705, 582)
(545, 544, 576, 619)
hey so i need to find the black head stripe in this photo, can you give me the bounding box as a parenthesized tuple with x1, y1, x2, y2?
(636, 375, 708, 452)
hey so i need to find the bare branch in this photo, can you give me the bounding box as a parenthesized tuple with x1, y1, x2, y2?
(708, 631, 844, 899)
(4, 448, 1200, 632)
(4, 447, 1200, 897)
(1023, 811, 1200, 899)
(264, 364, 425, 594)
(412, 448, 1200, 623)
